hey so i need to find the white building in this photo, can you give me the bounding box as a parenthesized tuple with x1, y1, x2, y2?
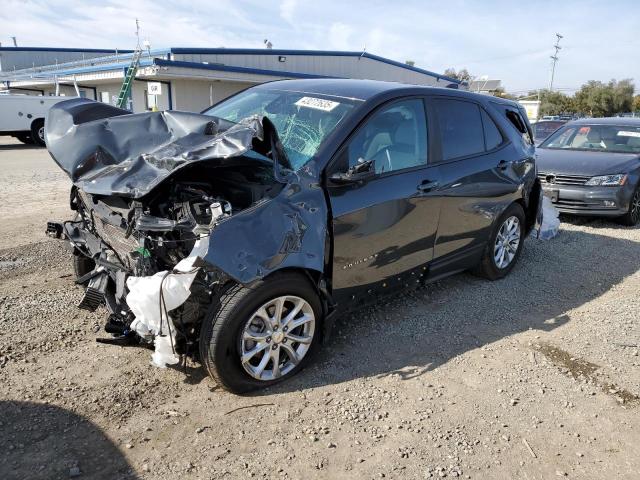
(0, 47, 463, 113)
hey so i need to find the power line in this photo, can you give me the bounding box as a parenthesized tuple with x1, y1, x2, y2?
(548, 33, 563, 91)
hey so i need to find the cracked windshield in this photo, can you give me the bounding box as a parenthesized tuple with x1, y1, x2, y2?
(204, 89, 359, 169)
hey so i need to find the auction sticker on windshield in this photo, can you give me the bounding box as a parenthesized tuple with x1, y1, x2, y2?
(617, 130, 640, 138)
(295, 96, 340, 112)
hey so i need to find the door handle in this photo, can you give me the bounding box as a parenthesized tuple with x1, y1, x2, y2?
(417, 180, 439, 192)
(497, 160, 509, 170)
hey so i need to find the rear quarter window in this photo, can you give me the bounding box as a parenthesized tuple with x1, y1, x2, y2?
(434, 98, 485, 161)
(506, 108, 534, 145)
(481, 109, 504, 151)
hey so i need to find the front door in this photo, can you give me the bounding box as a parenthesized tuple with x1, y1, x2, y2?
(326, 97, 442, 305)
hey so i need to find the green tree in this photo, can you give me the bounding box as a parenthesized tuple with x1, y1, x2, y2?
(444, 68, 473, 83)
(574, 79, 635, 117)
(634, 95, 640, 113)
(528, 90, 575, 116)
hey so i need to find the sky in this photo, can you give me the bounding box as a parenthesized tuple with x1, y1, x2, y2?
(1, 0, 638, 94)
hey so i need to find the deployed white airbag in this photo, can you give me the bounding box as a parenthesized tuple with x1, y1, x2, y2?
(126, 237, 210, 367)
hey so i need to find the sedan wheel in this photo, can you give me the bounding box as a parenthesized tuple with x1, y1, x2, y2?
(630, 189, 640, 224)
(493, 216, 521, 269)
(241, 296, 315, 381)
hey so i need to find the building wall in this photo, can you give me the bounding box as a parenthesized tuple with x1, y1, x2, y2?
(170, 79, 253, 112)
(171, 52, 448, 86)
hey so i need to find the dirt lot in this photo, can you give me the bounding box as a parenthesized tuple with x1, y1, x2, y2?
(1, 136, 639, 480)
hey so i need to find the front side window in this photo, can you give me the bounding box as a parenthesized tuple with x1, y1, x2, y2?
(204, 89, 359, 170)
(345, 99, 428, 174)
(540, 124, 640, 154)
(434, 98, 485, 160)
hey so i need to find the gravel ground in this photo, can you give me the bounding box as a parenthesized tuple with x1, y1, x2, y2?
(1, 137, 639, 479)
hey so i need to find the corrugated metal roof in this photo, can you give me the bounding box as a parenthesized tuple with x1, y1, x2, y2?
(0, 47, 461, 85)
(169, 48, 461, 84)
(154, 58, 333, 79)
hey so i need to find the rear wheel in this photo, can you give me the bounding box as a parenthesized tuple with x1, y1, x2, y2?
(30, 119, 45, 146)
(618, 185, 640, 226)
(474, 203, 525, 280)
(199, 272, 322, 393)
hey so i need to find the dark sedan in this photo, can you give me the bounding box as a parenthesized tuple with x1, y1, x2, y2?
(46, 79, 541, 392)
(536, 118, 640, 225)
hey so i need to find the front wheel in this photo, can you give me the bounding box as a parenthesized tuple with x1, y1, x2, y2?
(618, 185, 640, 226)
(199, 272, 322, 393)
(474, 203, 525, 280)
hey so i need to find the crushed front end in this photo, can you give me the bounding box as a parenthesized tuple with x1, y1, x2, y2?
(44, 98, 298, 364)
(52, 183, 235, 360)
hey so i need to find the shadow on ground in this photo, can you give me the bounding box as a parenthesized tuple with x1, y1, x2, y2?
(0, 401, 138, 480)
(560, 213, 639, 230)
(0, 143, 44, 151)
(257, 226, 640, 394)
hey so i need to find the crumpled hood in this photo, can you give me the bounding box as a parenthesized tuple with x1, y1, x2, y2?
(46, 98, 270, 198)
(536, 147, 640, 176)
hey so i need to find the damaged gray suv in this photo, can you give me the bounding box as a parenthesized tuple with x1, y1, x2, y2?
(46, 79, 541, 393)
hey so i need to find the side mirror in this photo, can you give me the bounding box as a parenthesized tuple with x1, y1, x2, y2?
(329, 159, 376, 185)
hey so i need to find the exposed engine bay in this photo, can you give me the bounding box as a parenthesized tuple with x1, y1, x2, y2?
(59, 160, 283, 361)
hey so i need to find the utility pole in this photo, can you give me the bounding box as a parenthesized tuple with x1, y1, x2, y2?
(548, 33, 563, 91)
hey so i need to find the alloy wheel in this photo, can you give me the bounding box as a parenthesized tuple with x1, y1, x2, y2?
(240, 295, 315, 381)
(38, 126, 45, 143)
(494, 216, 521, 269)
(631, 189, 640, 224)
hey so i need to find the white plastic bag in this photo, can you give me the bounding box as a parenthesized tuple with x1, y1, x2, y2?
(537, 196, 560, 240)
(126, 237, 210, 367)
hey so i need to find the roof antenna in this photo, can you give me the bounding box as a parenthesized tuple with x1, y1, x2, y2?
(359, 45, 366, 59)
(11, 36, 18, 47)
(135, 18, 142, 50)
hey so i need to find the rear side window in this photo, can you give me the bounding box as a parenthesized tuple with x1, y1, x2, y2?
(481, 109, 503, 150)
(434, 98, 485, 160)
(505, 109, 534, 145)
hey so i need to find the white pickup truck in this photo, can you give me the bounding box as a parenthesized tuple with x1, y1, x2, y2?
(0, 94, 73, 146)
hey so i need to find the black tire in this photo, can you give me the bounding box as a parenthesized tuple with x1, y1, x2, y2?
(73, 251, 95, 285)
(199, 272, 323, 393)
(15, 133, 34, 144)
(617, 185, 640, 226)
(30, 119, 45, 146)
(474, 203, 526, 280)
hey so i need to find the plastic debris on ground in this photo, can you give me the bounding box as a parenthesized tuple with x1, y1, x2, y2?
(537, 196, 560, 240)
(126, 237, 210, 367)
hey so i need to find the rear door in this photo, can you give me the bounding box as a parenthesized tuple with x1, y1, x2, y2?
(326, 97, 442, 304)
(428, 96, 523, 270)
